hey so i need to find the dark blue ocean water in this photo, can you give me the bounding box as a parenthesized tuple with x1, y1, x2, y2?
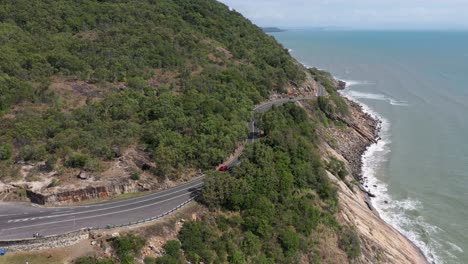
(272, 30, 468, 263)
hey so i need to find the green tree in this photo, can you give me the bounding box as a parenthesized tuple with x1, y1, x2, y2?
(112, 234, 146, 260)
(0, 144, 12, 160)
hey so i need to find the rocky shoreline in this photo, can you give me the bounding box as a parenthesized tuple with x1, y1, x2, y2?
(331, 84, 429, 263)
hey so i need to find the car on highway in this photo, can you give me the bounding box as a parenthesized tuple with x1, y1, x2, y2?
(219, 165, 228, 171)
(33, 232, 43, 238)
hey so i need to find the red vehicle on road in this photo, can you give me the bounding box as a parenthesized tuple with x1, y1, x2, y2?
(219, 165, 228, 171)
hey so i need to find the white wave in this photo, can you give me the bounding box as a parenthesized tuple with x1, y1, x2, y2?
(342, 79, 372, 87)
(338, 78, 409, 107)
(340, 89, 445, 264)
(447, 242, 464, 253)
(390, 99, 410, 106)
(343, 88, 409, 107)
(347, 91, 388, 101)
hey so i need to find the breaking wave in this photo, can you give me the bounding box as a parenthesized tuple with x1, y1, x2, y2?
(342, 83, 410, 106)
(339, 83, 450, 264)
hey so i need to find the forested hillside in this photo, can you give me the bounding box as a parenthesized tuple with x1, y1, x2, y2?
(0, 1, 362, 263)
(0, 0, 304, 178)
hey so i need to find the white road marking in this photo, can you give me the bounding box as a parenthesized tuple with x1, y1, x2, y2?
(5, 183, 202, 223)
(2, 191, 193, 231)
(0, 213, 25, 217)
(56, 178, 204, 209)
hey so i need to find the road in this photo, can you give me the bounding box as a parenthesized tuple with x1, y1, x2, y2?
(0, 96, 316, 240)
(0, 178, 203, 240)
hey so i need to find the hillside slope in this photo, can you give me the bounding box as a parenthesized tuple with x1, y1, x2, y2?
(0, 0, 304, 193)
(0, 1, 427, 263)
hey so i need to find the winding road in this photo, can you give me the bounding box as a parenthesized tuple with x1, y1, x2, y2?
(0, 96, 318, 240)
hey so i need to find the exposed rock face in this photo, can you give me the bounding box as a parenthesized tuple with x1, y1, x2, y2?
(328, 172, 427, 264)
(315, 96, 428, 263)
(337, 80, 347, 90)
(327, 98, 380, 179)
(26, 179, 165, 205)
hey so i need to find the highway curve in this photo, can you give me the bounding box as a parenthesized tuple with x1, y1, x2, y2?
(0, 96, 315, 240)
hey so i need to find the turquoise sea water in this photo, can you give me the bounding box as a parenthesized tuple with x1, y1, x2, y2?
(271, 30, 468, 263)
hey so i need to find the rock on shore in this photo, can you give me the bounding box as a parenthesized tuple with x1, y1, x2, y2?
(305, 91, 428, 263)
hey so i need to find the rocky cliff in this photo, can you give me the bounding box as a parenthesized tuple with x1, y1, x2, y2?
(307, 95, 428, 263)
(26, 178, 157, 205)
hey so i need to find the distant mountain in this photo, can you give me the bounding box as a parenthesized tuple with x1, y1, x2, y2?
(262, 27, 286, 32)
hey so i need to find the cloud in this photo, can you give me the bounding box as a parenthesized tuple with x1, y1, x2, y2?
(219, 0, 468, 29)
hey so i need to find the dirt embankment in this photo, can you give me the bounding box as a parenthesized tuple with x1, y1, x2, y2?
(313, 98, 427, 263)
(1, 146, 200, 206)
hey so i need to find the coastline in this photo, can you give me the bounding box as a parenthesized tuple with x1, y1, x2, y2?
(337, 81, 430, 263)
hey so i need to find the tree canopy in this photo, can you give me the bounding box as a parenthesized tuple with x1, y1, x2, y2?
(0, 0, 304, 179)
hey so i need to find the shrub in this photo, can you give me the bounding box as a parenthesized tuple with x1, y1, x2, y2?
(163, 240, 183, 259)
(15, 187, 27, 198)
(228, 250, 245, 264)
(19, 145, 47, 162)
(339, 227, 362, 258)
(326, 157, 349, 180)
(143, 257, 156, 264)
(65, 154, 89, 168)
(47, 178, 60, 188)
(178, 221, 216, 263)
(130, 169, 141, 181)
(154, 256, 179, 264)
(0, 144, 12, 160)
(279, 229, 301, 254)
(44, 156, 57, 171)
(112, 234, 146, 260)
(318, 96, 334, 117)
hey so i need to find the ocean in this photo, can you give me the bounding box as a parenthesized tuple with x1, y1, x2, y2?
(271, 30, 468, 263)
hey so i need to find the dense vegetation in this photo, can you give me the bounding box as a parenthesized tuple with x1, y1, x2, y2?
(73, 104, 360, 264)
(2, 0, 362, 262)
(309, 67, 348, 117)
(326, 157, 349, 180)
(0, 0, 304, 179)
(152, 104, 350, 263)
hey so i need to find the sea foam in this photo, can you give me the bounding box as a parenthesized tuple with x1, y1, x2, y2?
(339, 80, 445, 264)
(341, 81, 409, 106)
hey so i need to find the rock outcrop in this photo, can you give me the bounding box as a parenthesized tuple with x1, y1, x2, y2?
(26, 178, 165, 205)
(314, 95, 428, 263)
(324, 98, 380, 178)
(328, 172, 427, 263)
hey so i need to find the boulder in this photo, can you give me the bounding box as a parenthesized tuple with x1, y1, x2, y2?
(138, 182, 151, 191)
(337, 80, 347, 90)
(77, 171, 90, 180)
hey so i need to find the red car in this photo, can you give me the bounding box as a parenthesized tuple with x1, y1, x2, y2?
(219, 165, 228, 171)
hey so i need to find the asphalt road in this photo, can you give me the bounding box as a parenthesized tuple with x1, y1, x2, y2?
(317, 83, 327, 97)
(0, 178, 203, 240)
(0, 96, 317, 240)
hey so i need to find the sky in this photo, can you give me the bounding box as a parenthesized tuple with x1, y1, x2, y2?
(219, 0, 468, 30)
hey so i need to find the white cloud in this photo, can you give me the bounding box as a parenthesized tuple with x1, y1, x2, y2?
(219, 0, 468, 29)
